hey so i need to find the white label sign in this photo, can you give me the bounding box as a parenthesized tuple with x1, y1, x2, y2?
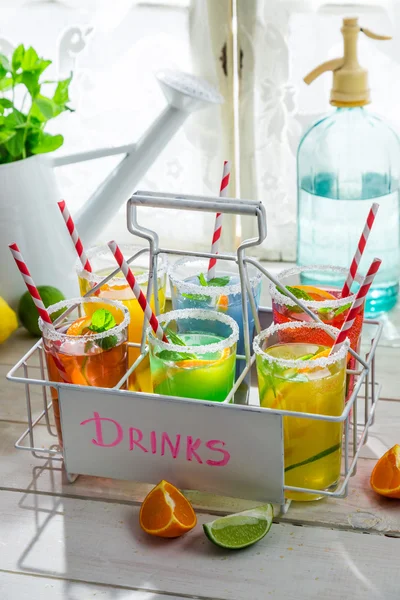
(59, 387, 284, 503)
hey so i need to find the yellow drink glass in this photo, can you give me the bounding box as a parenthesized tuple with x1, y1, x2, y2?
(76, 244, 167, 392)
(254, 321, 349, 501)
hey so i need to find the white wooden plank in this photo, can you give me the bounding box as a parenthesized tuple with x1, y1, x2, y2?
(0, 571, 189, 600)
(1, 419, 400, 537)
(1, 490, 400, 600)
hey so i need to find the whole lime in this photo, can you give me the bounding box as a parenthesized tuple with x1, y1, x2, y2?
(18, 286, 66, 336)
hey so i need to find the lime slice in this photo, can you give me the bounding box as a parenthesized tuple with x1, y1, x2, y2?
(203, 504, 273, 550)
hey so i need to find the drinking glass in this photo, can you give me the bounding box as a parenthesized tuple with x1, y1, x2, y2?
(254, 320, 349, 501)
(148, 308, 238, 402)
(40, 297, 129, 446)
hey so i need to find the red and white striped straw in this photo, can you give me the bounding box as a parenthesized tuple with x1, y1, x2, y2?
(8, 242, 69, 382)
(341, 202, 379, 298)
(207, 160, 231, 281)
(330, 258, 382, 356)
(58, 200, 92, 272)
(108, 240, 168, 343)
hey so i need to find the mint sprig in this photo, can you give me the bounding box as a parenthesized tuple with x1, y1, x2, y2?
(159, 326, 197, 361)
(87, 309, 118, 351)
(0, 44, 73, 164)
(277, 285, 314, 301)
(182, 272, 230, 302)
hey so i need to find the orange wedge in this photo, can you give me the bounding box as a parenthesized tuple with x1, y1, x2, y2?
(66, 316, 92, 336)
(292, 285, 336, 301)
(139, 480, 197, 538)
(175, 347, 230, 369)
(299, 348, 331, 373)
(370, 445, 400, 499)
(217, 294, 229, 312)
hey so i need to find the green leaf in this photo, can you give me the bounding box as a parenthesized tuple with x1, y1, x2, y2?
(30, 131, 63, 154)
(182, 292, 211, 302)
(4, 109, 25, 129)
(88, 309, 116, 333)
(96, 334, 118, 351)
(30, 95, 57, 120)
(277, 285, 314, 301)
(162, 326, 196, 359)
(12, 44, 25, 71)
(0, 54, 9, 80)
(0, 98, 13, 109)
(0, 77, 13, 91)
(53, 74, 72, 105)
(198, 272, 208, 286)
(21, 71, 40, 98)
(5, 129, 24, 157)
(207, 276, 230, 287)
(21, 46, 39, 71)
(0, 130, 16, 144)
(157, 349, 197, 362)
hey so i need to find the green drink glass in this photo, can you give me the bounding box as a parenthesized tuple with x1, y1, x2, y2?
(148, 308, 239, 402)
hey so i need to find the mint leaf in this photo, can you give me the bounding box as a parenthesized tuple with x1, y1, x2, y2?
(96, 334, 118, 351)
(207, 276, 230, 287)
(21, 46, 39, 71)
(197, 273, 230, 288)
(277, 285, 314, 301)
(198, 272, 208, 286)
(182, 292, 211, 302)
(89, 309, 116, 333)
(12, 44, 25, 72)
(30, 131, 64, 154)
(158, 349, 196, 362)
(163, 327, 196, 359)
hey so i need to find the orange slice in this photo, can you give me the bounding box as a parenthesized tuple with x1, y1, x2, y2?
(217, 294, 229, 312)
(292, 285, 336, 301)
(298, 348, 331, 373)
(370, 445, 400, 498)
(139, 480, 197, 538)
(66, 316, 92, 336)
(175, 347, 230, 369)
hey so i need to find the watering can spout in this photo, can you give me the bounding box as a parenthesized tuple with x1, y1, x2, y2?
(74, 70, 223, 245)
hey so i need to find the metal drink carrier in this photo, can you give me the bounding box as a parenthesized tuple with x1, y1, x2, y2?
(7, 191, 382, 513)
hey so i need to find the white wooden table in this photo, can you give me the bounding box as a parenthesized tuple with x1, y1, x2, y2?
(1, 322, 400, 600)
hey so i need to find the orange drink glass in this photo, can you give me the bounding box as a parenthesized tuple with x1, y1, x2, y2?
(76, 244, 167, 392)
(40, 297, 129, 446)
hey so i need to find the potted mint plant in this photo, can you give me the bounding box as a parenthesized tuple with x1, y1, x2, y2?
(0, 44, 72, 162)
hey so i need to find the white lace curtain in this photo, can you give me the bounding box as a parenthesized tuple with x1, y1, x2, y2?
(3, 0, 399, 259)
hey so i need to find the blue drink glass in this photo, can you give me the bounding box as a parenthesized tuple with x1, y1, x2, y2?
(169, 257, 262, 374)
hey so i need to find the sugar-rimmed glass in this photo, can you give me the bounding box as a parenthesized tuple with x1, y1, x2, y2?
(148, 308, 239, 402)
(169, 257, 261, 363)
(76, 244, 167, 392)
(254, 320, 349, 501)
(39, 297, 129, 446)
(270, 265, 364, 397)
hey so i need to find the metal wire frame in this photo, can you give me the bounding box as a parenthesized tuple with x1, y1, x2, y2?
(6, 191, 383, 503)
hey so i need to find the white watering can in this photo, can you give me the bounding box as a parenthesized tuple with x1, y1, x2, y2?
(0, 69, 223, 306)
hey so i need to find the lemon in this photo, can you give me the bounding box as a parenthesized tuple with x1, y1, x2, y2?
(0, 297, 18, 343)
(18, 286, 65, 337)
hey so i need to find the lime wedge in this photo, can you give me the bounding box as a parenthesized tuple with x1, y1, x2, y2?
(203, 504, 273, 550)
